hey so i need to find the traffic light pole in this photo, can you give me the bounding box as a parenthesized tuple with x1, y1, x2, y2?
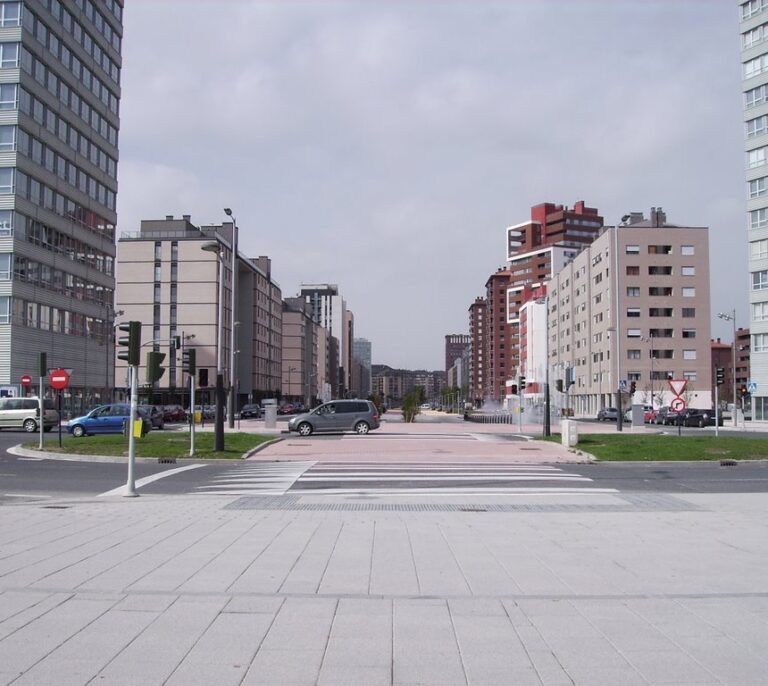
(125, 364, 138, 497)
(714, 383, 720, 438)
(189, 374, 196, 457)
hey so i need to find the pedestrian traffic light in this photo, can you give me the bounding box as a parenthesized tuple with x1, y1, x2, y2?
(715, 367, 725, 385)
(146, 351, 166, 383)
(117, 321, 141, 366)
(198, 368, 209, 387)
(182, 348, 196, 375)
(630, 381, 636, 395)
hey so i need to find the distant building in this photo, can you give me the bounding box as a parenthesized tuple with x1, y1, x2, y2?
(468, 297, 486, 405)
(371, 365, 446, 405)
(444, 334, 470, 373)
(116, 215, 282, 407)
(352, 337, 372, 397)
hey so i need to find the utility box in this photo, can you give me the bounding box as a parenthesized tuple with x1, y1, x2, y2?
(561, 419, 578, 448)
(264, 404, 277, 428)
(630, 404, 644, 427)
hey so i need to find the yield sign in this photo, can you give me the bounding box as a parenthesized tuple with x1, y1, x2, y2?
(668, 378, 687, 398)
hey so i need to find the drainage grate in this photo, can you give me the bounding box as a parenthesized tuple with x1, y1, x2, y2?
(41, 505, 70, 509)
(224, 493, 699, 513)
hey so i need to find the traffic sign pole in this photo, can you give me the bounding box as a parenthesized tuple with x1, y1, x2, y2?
(38, 373, 43, 451)
(124, 365, 138, 497)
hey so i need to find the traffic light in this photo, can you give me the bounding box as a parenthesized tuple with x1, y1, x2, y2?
(565, 367, 574, 388)
(117, 321, 141, 366)
(199, 368, 209, 387)
(146, 351, 166, 383)
(519, 375, 525, 389)
(630, 381, 636, 395)
(739, 385, 749, 398)
(38, 352, 47, 377)
(715, 367, 725, 385)
(555, 379, 563, 392)
(182, 348, 196, 376)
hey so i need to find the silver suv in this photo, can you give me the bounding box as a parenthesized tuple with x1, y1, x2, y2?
(0, 397, 59, 432)
(287, 400, 380, 436)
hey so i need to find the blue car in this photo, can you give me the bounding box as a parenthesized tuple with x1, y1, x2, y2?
(67, 403, 150, 437)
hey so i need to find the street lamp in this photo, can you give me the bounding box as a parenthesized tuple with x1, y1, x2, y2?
(717, 309, 738, 427)
(223, 208, 238, 429)
(641, 334, 655, 409)
(201, 240, 225, 451)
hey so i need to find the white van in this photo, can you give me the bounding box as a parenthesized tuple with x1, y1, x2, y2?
(0, 397, 59, 432)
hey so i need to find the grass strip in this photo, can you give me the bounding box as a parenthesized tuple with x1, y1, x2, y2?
(23, 431, 275, 460)
(541, 434, 768, 461)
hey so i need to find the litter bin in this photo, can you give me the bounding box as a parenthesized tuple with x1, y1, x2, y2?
(264, 404, 277, 429)
(561, 419, 578, 448)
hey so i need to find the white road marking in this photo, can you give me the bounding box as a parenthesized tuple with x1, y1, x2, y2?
(98, 464, 206, 497)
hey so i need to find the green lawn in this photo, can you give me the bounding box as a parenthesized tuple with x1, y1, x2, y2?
(543, 434, 768, 461)
(24, 431, 275, 460)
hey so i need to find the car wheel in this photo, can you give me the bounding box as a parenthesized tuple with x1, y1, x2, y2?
(72, 425, 86, 438)
(354, 421, 370, 435)
(23, 418, 37, 433)
(297, 422, 313, 437)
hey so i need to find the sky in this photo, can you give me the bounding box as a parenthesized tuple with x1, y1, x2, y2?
(117, 0, 746, 370)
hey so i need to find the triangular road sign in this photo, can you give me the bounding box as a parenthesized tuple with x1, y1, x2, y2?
(668, 379, 687, 397)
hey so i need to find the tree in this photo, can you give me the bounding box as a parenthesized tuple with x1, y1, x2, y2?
(401, 391, 421, 422)
(368, 392, 386, 415)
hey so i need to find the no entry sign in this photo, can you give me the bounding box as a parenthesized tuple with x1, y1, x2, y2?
(49, 368, 70, 390)
(20, 375, 32, 386)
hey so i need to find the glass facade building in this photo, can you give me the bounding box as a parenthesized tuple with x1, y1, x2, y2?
(0, 0, 122, 415)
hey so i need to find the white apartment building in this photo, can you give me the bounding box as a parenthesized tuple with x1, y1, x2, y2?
(742, 0, 768, 419)
(544, 209, 712, 416)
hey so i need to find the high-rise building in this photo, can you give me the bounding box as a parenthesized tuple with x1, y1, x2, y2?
(468, 297, 486, 405)
(352, 337, 372, 397)
(0, 1, 123, 414)
(741, 1, 767, 418)
(444, 334, 470, 373)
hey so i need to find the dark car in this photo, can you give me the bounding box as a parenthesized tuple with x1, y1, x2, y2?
(278, 404, 296, 415)
(138, 405, 165, 430)
(597, 407, 619, 421)
(240, 404, 262, 419)
(681, 409, 723, 427)
(162, 405, 187, 423)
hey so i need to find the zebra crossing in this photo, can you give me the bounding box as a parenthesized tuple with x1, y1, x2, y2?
(193, 461, 618, 497)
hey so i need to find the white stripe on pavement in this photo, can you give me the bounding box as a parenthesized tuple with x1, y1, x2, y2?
(299, 475, 593, 482)
(98, 464, 206, 497)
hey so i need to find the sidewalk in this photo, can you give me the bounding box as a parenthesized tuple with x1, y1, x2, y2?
(1, 485, 767, 683)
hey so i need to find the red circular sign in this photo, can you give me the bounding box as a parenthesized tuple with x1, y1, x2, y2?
(670, 397, 686, 412)
(49, 368, 70, 390)
(20, 375, 32, 386)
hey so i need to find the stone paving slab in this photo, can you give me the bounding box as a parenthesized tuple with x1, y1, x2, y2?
(0, 492, 767, 684)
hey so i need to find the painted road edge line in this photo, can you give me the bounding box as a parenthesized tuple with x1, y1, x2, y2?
(98, 464, 206, 497)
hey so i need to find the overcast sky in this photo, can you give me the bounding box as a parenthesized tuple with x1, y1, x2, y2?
(117, 0, 745, 370)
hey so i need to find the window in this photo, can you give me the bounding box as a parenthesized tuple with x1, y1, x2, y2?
(627, 349, 641, 360)
(0, 296, 8, 323)
(682, 287, 696, 297)
(749, 147, 768, 168)
(753, 333, 768, 352)
(750, 177, 768, 199)
(683, 350, 697, 360)
(649, 287, 673, 296)
(753, 270, 768, 290)
(681, 245, 695, 256)
(650, 329, 673, 338)
(681, 266, 696, 276)
(751, 208, 768, 229)
(745, 55, 768, 80)
(682, 308, 695, 317)
(0, 83, 16, 110)
(627, 329, 641, 338)
(683, 372, 697, 382)
(0, 43, 18, 69)
(625, 245, 640, 254)
(743, 0, 768, 21)
(746, 84, 768, 108)
(626, 287, 640, 297)
(753, 301, 768, 321)
(0, 125, 15, 152)
(751, 239, 768, 259)
(628, 372, 641, 382)
(0, 2, 20, 27)
(626, 308, 641, 318)
(0, 168, 14, 193)
(626, 266, 639, 276)
(648, 245, 672, 255)
(648, 266, 672, 275)
(649, 308, 673, 317)
(682, 329, 696, 338)
(0, 210, 11, 235)
(0, 253, 9, 280)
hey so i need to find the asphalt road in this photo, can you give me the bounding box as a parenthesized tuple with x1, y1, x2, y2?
(2, 430, 768, 501)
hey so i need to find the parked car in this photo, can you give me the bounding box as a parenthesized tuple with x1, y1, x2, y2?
(278, 403, 300, 415)
(67, 403, 151, 437)
(0, 397, 59, 432)
(239, 403, 263, 419)
(162, 405, 187, 423)
(287, 400, 381, 436)
(655, 407, 683, 425)
(138, 405, 165, 430)
(597, 407, 619, 421)
(680, 409, 723, 427)
(624, 405, 655, 423)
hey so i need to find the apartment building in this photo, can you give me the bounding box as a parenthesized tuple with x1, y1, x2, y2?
(545, 209, 711, 415)
(742, 0, 768, 419)
(468, 297, 486, 405)
(0, 1, 123, 413)
(444, 333, 470, 372)
(281, 297, 319, 407)
(116, 215, 283, 407)
(371, 365, 446, 405)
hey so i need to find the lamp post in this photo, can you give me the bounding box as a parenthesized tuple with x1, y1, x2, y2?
(223, 208, 238, 429)
(201, 240, 225, 451)
(717, 309, 738, 427)
(641, 334, 655, 409)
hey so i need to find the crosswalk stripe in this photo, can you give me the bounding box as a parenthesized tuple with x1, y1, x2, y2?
(299, 475, 593, 482)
